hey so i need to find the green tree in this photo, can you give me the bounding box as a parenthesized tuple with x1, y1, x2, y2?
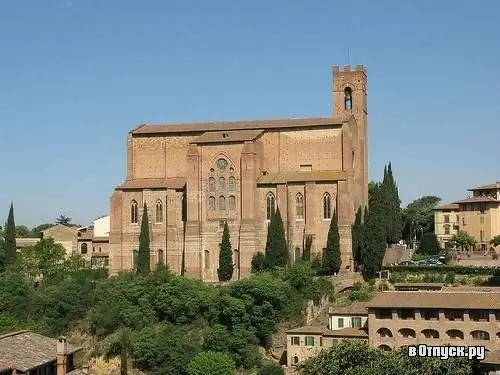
(490, 235, 500, 247)
(351, 207, 363, 266)
(361, 186, 386, 280)
(383, 163, 402, 244)
(17, 238, 67, 280)
(264, 207, 288, 269)
(259, 363, 284, 375)
(302, 234, 313, 261)
(418, 232, 441, 255)
(4, 203, 17, 266)
(217, 222, 234, 282)
(137, 203, 151, 275)
(402, 196, 441, 243)
(251, 252, 266, 273)
(186, 351, 236, 375)
(451, 231, 476, 252)
(55, 214, 72, 226)
(324, 210, 341, 274)
(15, 225, 32, 238)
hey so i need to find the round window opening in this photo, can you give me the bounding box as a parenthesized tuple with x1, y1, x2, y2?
(217, 158, 228, 170)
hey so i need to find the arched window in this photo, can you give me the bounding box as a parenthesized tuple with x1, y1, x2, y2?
(233, 249, 239, 270)
(293, 356, 299, 365)
(378, 345, 391, 351)
(296, 193, 304, 220)
(81, 243, 88, 255)
(471, 330, 490, 340)
(446, 329, 464, 340)
(208, 196, 216, 211)
(131, 200, 138, 223)
(377, 328, 393, 338)
(204, 250, 210, 269)
(323, 194, 331, 219)
(294, 247, 301, 262)
(399, 328, 416, 338)
(158, 249, 164, 265)
(208, 177, 216, 192)
(422, 329, 439, 339)
(219, 196, 226, 211)
(228, 195, 236, 210)
(155, 200, 163, 223)
(219, 177, 226, 190)
(344, 87, 352, 111)
(228, 176, 236, 191)
(266, 193, 275, 221)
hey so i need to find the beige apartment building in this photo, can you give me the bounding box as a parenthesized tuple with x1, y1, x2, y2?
(108, 64, 370, 281)
(367, 291, 500, 352)
(286, 289, 500, 372)
(286, 302, 368, 367)
(435, 181, 500, 251)
(433, 203, 459, 248)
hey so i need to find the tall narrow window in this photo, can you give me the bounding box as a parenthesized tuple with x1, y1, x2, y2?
(81, 243, 88, 255)
(323, 194, 331, 219)
(228, 176, 236, 191)
(208, 196, 216, 211)
(132, 250, 138, 270)
(181, 193, 187, 222)
(208, 177, 216, 192)
(229, 195, 236, 210)
(344, 87, 352, 111)
(157, 249, 164, 264)
(219, 196, 226, 210)
(155, 200, 163, 223)
(219, 177, 226, 190)
(131, 200, 138, 223)
(296, 193, 304, 220)
(266, 193, 275, 221)
(204, 250, 210, 269)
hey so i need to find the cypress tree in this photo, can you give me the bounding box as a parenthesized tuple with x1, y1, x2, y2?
(302, 234, 313, 261)
(386, 162, 402, 244)
(362, 189, 386, 279)
(4, 202, 17, 266)
(217, 222, 234, 281)
(137, 203, 151, 275)
(264, 207, 288, 268)
(324, 210, 341, 274)
(120, 329, 128, 375)
(351, 207, 363, 266)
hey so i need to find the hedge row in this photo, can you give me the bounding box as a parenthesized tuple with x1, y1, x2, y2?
(383, 265, 500, 276)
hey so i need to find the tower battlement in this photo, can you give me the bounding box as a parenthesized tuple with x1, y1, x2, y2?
(332, 64, 366, 74)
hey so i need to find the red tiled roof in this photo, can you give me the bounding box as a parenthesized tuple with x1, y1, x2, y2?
(453, 196, 499, 204)
(468, 182, 500, 191)
(433, 203, 459, 210)
(116, 178, 186, 190)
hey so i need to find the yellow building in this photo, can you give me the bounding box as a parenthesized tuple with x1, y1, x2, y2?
(433, 203, 459, 248)
(454, 181, 500, 251)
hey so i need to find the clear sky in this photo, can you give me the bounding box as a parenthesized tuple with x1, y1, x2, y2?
(1, 0, 499, 228)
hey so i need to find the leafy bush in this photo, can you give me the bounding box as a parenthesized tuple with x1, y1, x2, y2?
(187, 351, 236, 375)
(385, 265, 498, 276)
(259, 362, 284, 375)
(445, 271, 455, 284)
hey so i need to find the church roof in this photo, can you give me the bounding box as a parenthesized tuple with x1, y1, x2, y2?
(191, 129, 264, 144)
(116, 177, 186, 190)
(257, 170, 347, 184)
(131, 115, 352, 135)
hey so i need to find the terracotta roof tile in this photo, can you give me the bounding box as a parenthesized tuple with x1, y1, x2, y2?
(191, 130, 264, 144)
(329, 302, 368, 315)
(131, 115, 352, 135)
(367, 291, 500, 309)
(0, 331, 81, 372)
(433, 203, 459, 210)
(285, 326, 326, 334)
(116, 178, 186, 190)
(453, 196, 499, 204)
(323, 327, 368, 338)
(468, 182, 500, 191)
(257, 170, 347, 184)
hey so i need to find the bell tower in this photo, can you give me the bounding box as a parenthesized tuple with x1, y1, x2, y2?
(332, 64, 368, 206)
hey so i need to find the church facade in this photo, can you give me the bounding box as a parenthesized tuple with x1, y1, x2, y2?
(109, 64, 369, 281)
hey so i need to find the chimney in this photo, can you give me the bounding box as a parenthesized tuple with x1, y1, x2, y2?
(56, 336, 67, 375)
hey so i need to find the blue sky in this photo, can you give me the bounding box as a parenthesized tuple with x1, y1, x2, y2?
(1, 0, 499, 228)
